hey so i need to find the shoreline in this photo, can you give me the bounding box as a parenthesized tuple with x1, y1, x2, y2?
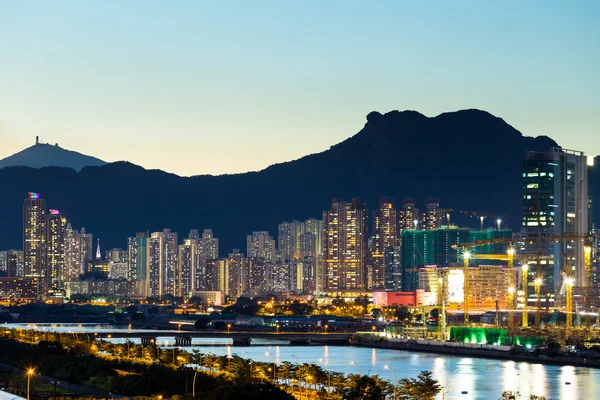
(350, 338, 600, 368)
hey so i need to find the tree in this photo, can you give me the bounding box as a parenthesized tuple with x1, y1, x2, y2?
(397, 371, 442, 400)
(371, 308, 383, 319)
(429, 308, 439, 319)
(394, 306, 412, 321)
(194, 317, 212, 329)
(344, 375, 391, 400)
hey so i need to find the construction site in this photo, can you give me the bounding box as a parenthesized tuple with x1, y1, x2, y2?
(413, 232, 600, 349)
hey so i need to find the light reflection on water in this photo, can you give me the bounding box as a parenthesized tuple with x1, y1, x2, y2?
(8, 323, 600, 399)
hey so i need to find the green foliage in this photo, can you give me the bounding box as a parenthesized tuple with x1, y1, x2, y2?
(223, 297, 261, 316)
(397, 371, 442, 400)
(394, 306, 412, 321)
(343, 375, 392, 400)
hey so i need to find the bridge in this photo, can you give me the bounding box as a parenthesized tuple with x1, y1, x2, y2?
(93, 331, 353, 346)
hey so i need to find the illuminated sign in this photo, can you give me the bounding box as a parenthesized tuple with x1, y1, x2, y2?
(49, 209, 60, 215)
(28, 192, 40, 199)
(447, 269, 464, 303)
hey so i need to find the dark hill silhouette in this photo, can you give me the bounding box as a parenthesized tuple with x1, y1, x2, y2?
(0, 109, 595, 255)
(0, 141, 106, 171)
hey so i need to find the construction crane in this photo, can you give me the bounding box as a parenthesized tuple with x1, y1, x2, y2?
(463, 251, 471, 325)
(522, 264, 529, 327)
(437, 270, 447, 340)
(534, 277, 543, 327)
(565, 277, 574, 329)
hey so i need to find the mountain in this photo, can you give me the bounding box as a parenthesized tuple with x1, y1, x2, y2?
(0, 109, 595, 255)
(0, 140, 106, 171)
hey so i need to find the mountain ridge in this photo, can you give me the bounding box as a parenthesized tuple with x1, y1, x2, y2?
(0, 141, 106, 172)
(0, 109, 597, 255)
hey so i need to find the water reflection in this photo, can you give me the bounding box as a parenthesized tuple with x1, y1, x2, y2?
(8, 323, 600, 399)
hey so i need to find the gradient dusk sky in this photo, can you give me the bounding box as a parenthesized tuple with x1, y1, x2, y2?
(0, 1, 598, 176)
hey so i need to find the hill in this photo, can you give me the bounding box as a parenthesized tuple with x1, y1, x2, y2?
(0, 140, 106, 171)
(1, 109, 594, 254)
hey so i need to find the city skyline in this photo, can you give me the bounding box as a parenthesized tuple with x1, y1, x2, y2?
(1, 1, 599, 176)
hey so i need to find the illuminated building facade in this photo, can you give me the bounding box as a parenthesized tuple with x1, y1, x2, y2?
(399, 198, 419, 231)
(522, 148, 594, 293)
(371, 197, 397, 289)
(247, 231, 276, 262)
(23, 192, 46, 280)
(0, 277, 39, 301)
(419, 266, 517, 312)
(127, 232, 148, 297)
(248, 257, 268, 293)
(0, 250, 23, 278)
(45, 209, 66, 296)
(422, 198, 443, 230)
(323, 198, 368, 290)
(278, 222, 293, 262)
(178, 233, 200, 298)
(64, 224, 81, 281)
(147, 230, 177, 297)
(228, 249, 247, 298)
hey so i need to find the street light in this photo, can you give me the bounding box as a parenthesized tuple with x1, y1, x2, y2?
(350, 361, 361, 375)
(436, 370, 446, 400)
(27, 368, 35, 400)
(319, 358, 331, 396)
(384, 365, 396, 400)
(497, 219, 502, 230)
(227, 324, 232, 333)
(265, 352, 276, 382)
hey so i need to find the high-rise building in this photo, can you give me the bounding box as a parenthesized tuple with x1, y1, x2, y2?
(247, 231, 276, 262)
(127, 232, 148, 297)
(199, 229, 219, 261)
(291, 221, 306, 260)
(197, 229, 219, 291)
(64, 224, 82, 282)
(401, 227, 470, 291)
(371, 198, 398, 289)
(178, 230, 202, 298)
(270, 262, 290, 292)
(278, 222, 293, 262)
(106, 248, 127, 263)
(384, 246, 402, 291)
(227, 249, 247, 299)
(322, 198, 368, 290)
(44, 209, 66, 296)
(305, 218, 323, 256)
(0, 252, 6, 277)
(79, 227, 94, 267)
(248, 257, 268, 293)
(422, 198, 443, 230)
(468, 229, 513, 266)
(23, 192, 46, 281)
(522, 148, 594, 293)
(399, 198, 420, 231)
(147, 229, 178, 297)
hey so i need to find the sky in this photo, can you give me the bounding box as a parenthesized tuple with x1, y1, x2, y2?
(0, 1, 598, 176)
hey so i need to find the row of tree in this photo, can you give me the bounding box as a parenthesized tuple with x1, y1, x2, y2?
(3, 327, 441, 399)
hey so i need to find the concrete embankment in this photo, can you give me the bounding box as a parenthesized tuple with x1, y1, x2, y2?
(350, 338, 600, 368)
